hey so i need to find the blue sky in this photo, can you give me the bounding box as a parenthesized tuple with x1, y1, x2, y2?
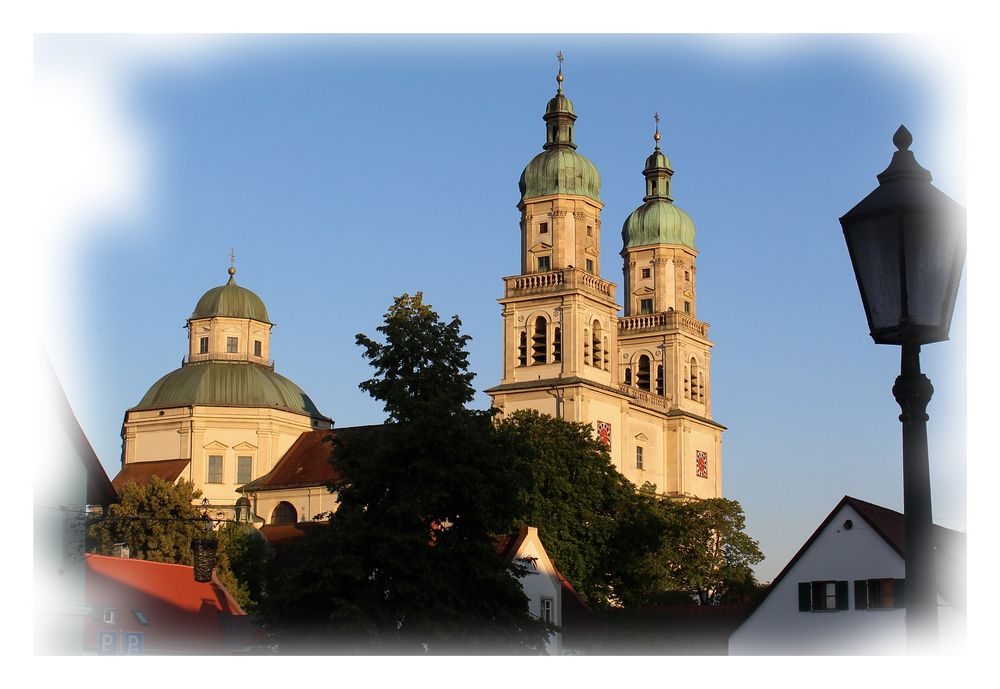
(37, 34, 967, 583)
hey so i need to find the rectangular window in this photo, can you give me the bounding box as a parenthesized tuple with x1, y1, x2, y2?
(684, 301, 691, 314)
(798, 580, 849, 611)
(199, 337, 208, 354)
(207, 455, 223, 483)
(587, 225, 593, 237)
(856, 578, 905, 610)
(685, 270, 690, 281)
(537, 255, 551, 272)
(254, 340, 262, 357)
(237, 456, 253, 484)
(641, 268, 651, 279)
(586, 259, 594, 273)
(540, 597, 553, 624)
(636, 446, 644, 470)
(226, 337, 238, 353)
(640, 298, 654, 314)
(539, 222, 548, 234)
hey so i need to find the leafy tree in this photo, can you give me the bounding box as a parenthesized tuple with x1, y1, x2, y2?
(496, 409, 658, 607)
(87, 477, 206, 563)
(259, 293, 550, 653)
(660, 497, 765, 605)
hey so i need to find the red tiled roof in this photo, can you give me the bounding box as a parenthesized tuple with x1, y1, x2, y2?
(111, 459, 190, 493)
(240, 424, 384, 493)
(84, 554, 258, 654)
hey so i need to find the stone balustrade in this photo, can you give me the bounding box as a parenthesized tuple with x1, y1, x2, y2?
(618, 310, 709, 338)
(504, 267, 616, 301)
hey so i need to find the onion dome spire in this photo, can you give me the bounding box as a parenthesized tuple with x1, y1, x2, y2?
(621, 112, 696, 250)
(544, 51, 577, 151)
(643, 112, 673, 202)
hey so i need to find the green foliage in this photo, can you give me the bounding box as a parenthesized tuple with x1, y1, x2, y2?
(215, 523, 273, 614)
(495, 411, 763, 609)
(87, 477, 206, 564)
(259, 293, 550, 653)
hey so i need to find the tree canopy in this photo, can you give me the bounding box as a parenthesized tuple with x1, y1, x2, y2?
(259, 293, 550, 653)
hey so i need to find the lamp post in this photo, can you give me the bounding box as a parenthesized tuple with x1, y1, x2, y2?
(839, 125, 965, 653)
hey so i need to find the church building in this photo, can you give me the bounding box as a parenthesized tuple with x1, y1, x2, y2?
(115, 265, 333, 521)
(486, 64, 725, 499)
(113, 61, 725, 523)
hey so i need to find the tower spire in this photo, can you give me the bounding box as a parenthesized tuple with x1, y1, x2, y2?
(228, 248, 236, 283)
(556, 51, 564, 93)
(654, 112, 661, 150)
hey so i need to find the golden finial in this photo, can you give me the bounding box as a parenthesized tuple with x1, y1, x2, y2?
(228, 248, 236, 277)
(556, 51, 564, 92)
(654, 112, 661, 149)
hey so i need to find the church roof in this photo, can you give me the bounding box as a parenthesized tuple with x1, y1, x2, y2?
(130, 360, 329, 421)
(190, 270, 270, 323)
(239, 425, 383, 493)
(112, 458, 191, 492)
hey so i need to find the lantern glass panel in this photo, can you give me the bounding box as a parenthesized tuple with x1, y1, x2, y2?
(902, 209, 963, 333)
(845, 214, 902, 336)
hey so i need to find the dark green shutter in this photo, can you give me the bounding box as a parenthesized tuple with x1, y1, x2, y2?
(894, 578, 906, 608)
(835, 580, 849, 610)
(798, 582, 811, 611)
(854, 580, 869, 610)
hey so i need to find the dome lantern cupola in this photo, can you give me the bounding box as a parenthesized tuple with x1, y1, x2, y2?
(622, 115, 696, 251)
(518, 54, 602, 204)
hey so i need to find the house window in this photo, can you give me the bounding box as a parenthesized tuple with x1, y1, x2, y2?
(207, 455, 223, 483)
(537, 255, 551, 272)
(587, 225, 593, 237)
(540, 597, 554, 624)
(539, 222, 548, 234)
(685, 270, 690, 281)
(271, 501, 297, 525)
(254, 340, 262, 357)
(855, 578, 905, 610)
(636, 446, 644, 470)
(684, 301, 691, 314)
(226, 336, 238, 353)
(798, 581, 848, 612)
(640, 298, 653, 314)
(237, 456, 253, 484)
(641, 268, 651, 279)
(199, 337, 209, 354)
(586, 259, 594, 273)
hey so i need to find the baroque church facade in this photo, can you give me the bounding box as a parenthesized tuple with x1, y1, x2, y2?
(486, 66, 724, 500)
(114, 63, 723, 524)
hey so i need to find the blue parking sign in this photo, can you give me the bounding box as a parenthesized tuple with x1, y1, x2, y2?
(122, 631, 143, 655)
(98, 631, 118, 655)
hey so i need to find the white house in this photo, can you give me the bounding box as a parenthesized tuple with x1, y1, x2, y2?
(728, 495, 965, 655)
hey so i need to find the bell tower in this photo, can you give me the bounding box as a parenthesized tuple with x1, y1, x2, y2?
(489, 64, 724, 500)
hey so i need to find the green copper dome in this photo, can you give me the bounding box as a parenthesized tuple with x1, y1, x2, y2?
(519, 69, 601, 204)
(622, 125, 696, 250)
(519, 148, 601, 203)
(131, 361, 328, 419)
(622, 201, 697, 250)
(191, 271, 270, 323)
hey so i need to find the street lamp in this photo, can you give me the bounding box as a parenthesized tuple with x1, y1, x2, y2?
(839, 125, 965, 653)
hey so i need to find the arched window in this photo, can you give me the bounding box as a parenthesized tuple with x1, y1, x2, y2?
(689, 357, 700, 401)
(517, 331, 527, 367)
(637, 355, 651, 391)
(603, 336, 610, 371)
(583, 328, 592, 366)
(235, 497, 251, 523)
(592, 321, 603, 368)
(271, 501, 297, 525)
(656, 364, 664, 396)
(552, 327, 562, 363)
(531, 317, 548, 365)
